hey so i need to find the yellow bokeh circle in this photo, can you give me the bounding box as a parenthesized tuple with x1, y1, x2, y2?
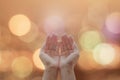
(9, 14, 31, 36)
(33, 48, 45, 70)
(79, 30, 102, 51)
(12, 56, 33, 78)
(93, 43, 116, 65)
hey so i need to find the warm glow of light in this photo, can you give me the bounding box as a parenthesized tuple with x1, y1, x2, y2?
(93, 43, 116, 65)
(79, 31, 102, 51)
(0, 50, 17, 72)
(4, 74, 26, 80)
(78, 51, 100, 71)
(19, 23, 39, 43)
(33, 48, 45, 70)
(9, 14, 31, 36)
(87, 0, 108, 28)
(44, 15, 65, 35)
(12, 56, 33, 78)
(110, 44, 120, 68)
(106, 12, 120, 34)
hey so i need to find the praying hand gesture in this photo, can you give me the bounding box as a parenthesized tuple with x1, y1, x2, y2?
(39, 34, 79, 80)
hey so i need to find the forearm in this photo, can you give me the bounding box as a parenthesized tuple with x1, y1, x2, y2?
(60, 55, 77, 80)
(42, 67, 58, 80)
(40, 52, 59, 80)
(60, 65, 76, 80)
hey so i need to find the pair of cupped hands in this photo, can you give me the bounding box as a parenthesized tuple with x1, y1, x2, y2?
(40, 34, 79, 68)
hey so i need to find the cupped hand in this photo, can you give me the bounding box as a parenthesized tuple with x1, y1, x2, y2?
(44, 34, 59, 56)
(40, 34, 59, 68)
(59, 35, 79, 68)
(60, 35, 74, 56)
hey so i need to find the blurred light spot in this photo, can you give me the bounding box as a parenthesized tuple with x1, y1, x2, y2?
(44, 15, 65, 35)
(0, 50, 16, 72)
(78, 51, 101, 71)
(19, 23, 39, 43)
(9, 14, 31, 36)
(102, 44, 120, 69)
(33, 48, 45, 70)
(93, 43, 116, 65)
(79, 31, 102, 51)
(12, 56, 33, 78)
(4, 74, 26, 80)
(106, 12, 120, 34)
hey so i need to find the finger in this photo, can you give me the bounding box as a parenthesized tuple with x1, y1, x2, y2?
(53, 34, 57, 48)
(59, 41, 64, 55)
(52, 34, 57, 50)
(63, 35, 71, 55)
(64, 35, 70, 50)
(52, 34, 58, 55)
(49, 35, 57, 56)
(61, 36, 66, 55)
(62, 35, 68, 52)
(45, 36, 51, 51)
(49, 35, 54, 50)
(61, 42, 69, 56)
(55, 42, 60, 56)
(66, 36, 71, 50)
(68, 36, 74, 50)
(46, 35, 53, 55)
(66, 36, 74, 55)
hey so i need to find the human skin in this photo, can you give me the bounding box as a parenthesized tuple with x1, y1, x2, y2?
(39, 34, 79, 80)
(60, 35, 79, 80)
(39, 35, 59, 80)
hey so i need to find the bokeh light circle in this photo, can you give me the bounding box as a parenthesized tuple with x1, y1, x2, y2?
(19, 23, 39, 43)
(44, 15, 65, 35)
(9, 14, 31, 36)
(12, 56, 33, 78)
(106, 12, 120, 34)
(93, 43, 116, 65)
(78, 51, 101, 71)
(4, 74, 26, 80)
(79, 30, 102, 51)
(0, 50, 17, 72)
(33, 48, 45, 70)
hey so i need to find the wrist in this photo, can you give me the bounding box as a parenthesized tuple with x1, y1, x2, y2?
(59, 56, 68, 68)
